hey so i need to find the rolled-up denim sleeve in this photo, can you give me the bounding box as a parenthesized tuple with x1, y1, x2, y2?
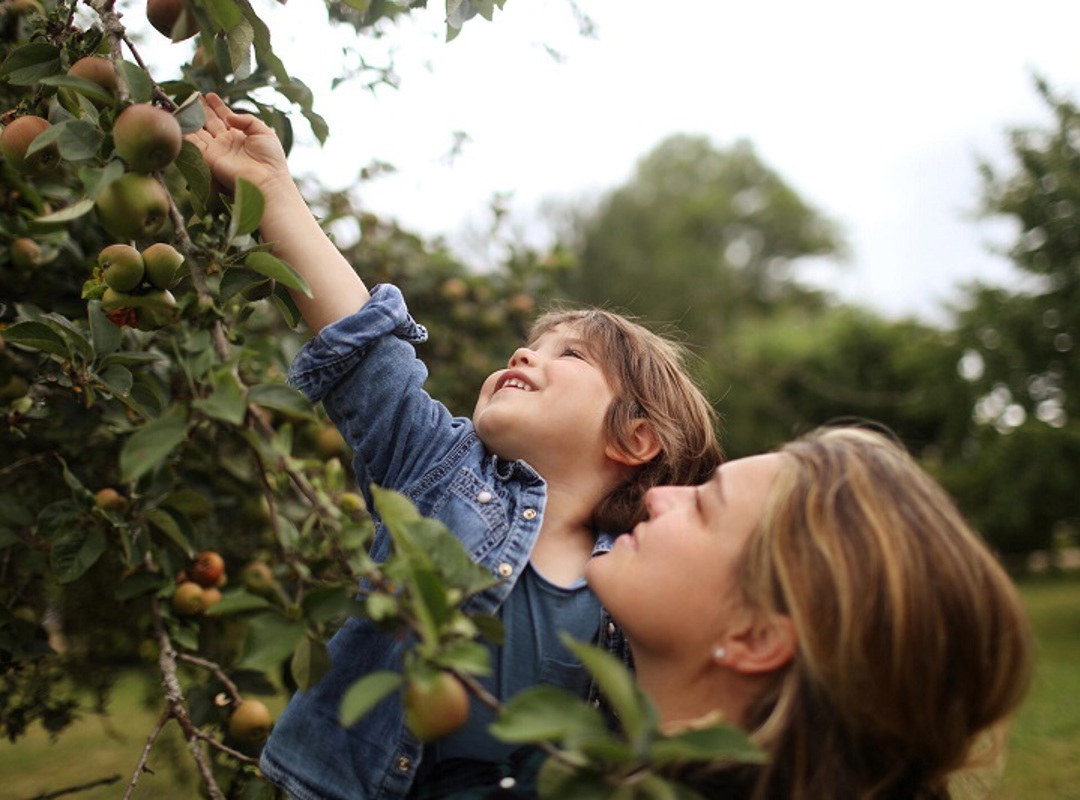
(287, 284, 469, 496)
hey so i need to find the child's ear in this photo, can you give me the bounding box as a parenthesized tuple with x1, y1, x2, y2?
(605, 419, 661, 467)
(718, 611, 796, 675)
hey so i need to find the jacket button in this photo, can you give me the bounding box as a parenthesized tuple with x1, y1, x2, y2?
(396, 756, 411, 772)
(477, 490, 493, 504)
(522, 508, 537, 521)
(497, 562, 513, 577)
(607, 622, 616, 636)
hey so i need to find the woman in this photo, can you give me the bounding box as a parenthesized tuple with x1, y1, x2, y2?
(586, 426, 1034, 799)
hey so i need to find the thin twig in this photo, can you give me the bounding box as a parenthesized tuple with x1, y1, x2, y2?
(121, 707, 170, 800)
(176, 652, 244, 705)
(24, 773, 122, 800)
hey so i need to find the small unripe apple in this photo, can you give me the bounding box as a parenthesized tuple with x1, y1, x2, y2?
(0, 116, 60, 175)
(146, 0, 198, 41)
(240, 561, 275, 594)
(340, 491, 366, 516)
(94, 487, 128, 512)
(10, 237, 44, 269)
(228, 698, 273, 745)
(94, 173, 170, 240)
(403, 671, 470, 743)
(98, 243, 145, 292)
(190, 550, 225, 588)
(67, 56, 118, 107)
(172, 581, 206, 615)
(201, 586, 223, 608)
(100, 287, 137, 312)
(313, 425, 346, 457)
(141, 242, 183, 289)
(113, 104, 182, 173)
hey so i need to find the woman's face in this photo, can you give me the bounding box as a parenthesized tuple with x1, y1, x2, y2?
(586, 453, 784, 658)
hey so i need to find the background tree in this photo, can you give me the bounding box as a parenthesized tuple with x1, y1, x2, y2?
(556, 134, 846, 345)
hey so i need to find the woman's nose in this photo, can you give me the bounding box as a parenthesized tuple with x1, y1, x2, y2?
(644, 485, 690, 517)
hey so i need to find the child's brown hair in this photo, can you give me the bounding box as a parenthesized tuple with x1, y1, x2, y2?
(529, 307, 723, 532)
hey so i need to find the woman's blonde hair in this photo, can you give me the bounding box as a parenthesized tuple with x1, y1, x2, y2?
(737, 426, 1034, 800)
(528, 307, 723, 533)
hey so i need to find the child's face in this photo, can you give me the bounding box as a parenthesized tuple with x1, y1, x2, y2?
(472, 323, 618, 468)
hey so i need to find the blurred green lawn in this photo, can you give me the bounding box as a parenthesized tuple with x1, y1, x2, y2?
(1, 573, 1077, 799)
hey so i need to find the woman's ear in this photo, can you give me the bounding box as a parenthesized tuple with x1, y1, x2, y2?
(717, 611, 796, 675)
(606, 419, 662, 467)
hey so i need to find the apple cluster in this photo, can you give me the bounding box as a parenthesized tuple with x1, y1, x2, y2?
(96, 242, 183, 329)
(172, 550, 228, 615)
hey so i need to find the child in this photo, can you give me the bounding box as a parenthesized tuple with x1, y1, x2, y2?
(189, 94, 723, 800)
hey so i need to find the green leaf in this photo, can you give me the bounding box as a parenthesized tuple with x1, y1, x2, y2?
(116, 570, 169, 601)
(269, 286, 304, 328)
(291, 634, 332, 692)
(175, 141, 212, 213)
(116, 60, 153, 103)
(0, 43, 61, 85)
(203, 0, 245, 31)
(145, 507, 194, 557)
(51, 526, 107, 584)
(80, 161, 126, 200)
(649, 722, 765, 766)
(490, 684, 609, 744)
(88, 300, 122, 356)
(536, 755, 610, 800)
(120, 404, 190, 483)
(340, 671, 402, 727)
(243, 251, 312, 297)
(40, 74, 114, 107)
(173, 95, 206, 134)
(240, 0, 289, 83)
(35, 198, 95, 225)
(225, 18, 256, 78)
(301, 585, 362, 625)
(204, 590, 272, 615)
(247, 382, 313, 417)
(1, 321, 70, 357)
(96, 364, 133, 396)
(228, 178, 265, 241)
(53, 119, 105, 161)
(192, 366, 247, 426)
(564, 637, 658, 747)
(434, 639, 491, 676)
(237, 612, 307, 671)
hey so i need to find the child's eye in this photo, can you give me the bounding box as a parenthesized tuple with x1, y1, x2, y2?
(561, 347, 583, 359)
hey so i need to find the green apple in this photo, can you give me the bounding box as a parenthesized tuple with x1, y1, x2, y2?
(0, 115, 60, 175)
(113, 104, 182, 173)
(94, 173, 170, 240)
(228, 699, 273, 746)
(146, 0, 198, 41)
(66, 56, 117, 108)
(98, 243, 145, 292)
(141, 242, 183, 289)
(403, 672, 470, 743)
(10, 237, 44, 269)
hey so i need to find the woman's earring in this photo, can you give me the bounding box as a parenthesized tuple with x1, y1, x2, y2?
(713, 646, 727, 662)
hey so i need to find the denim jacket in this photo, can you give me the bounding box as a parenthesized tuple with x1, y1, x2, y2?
(259, 285, 631, 800)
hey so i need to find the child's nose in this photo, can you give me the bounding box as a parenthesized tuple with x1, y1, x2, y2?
(508, 347, 535, 368)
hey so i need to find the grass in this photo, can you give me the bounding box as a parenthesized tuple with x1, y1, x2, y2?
(1, 574, 1078, 799)
(997, 572, 1080, 798)
(0, 670, 202, 800)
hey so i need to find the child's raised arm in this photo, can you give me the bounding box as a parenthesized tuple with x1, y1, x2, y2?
(186, 93, 369, 332)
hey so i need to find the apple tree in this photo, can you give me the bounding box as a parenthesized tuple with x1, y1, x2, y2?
(0, 1, 760, 797)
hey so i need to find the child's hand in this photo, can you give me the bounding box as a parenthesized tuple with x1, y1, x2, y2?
(186, 92, 290, 194)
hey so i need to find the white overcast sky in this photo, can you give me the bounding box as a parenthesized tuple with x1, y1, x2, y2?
(144, 1, 1080, 321)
